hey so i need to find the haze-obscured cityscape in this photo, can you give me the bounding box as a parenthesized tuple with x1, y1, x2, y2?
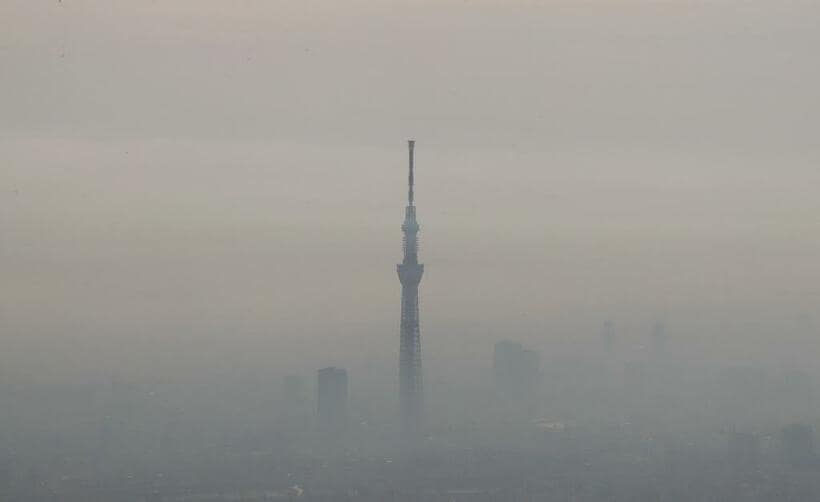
(4, 323, 820, 500)
(4, 1, 820, 501)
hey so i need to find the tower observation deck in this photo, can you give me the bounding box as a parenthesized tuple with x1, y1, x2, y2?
(398, 140, 423, 432)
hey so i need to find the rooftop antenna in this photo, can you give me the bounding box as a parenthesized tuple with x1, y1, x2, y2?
(408, 140, 415, 206)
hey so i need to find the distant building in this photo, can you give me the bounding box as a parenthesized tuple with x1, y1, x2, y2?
(781, 423, 815, 468)
(317, 367, 348, 431)
(493, 341, 539, 395)
(493, 340, 520, 381)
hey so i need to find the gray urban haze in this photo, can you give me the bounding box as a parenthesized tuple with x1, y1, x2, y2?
(2, 1, 820, 500)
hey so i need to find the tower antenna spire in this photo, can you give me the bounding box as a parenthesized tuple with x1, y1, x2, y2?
(408, 140, 415, 206)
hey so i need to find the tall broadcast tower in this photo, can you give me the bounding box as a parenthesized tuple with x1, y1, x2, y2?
(398, 140, 424, 431)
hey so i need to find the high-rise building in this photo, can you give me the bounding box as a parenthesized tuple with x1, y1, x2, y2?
(397, 140, 424, 432)
(494, 340, 521, 380)
(317, 367, 348, 431)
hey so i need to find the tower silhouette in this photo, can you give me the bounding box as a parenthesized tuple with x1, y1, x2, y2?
(397, 140, 424, 432)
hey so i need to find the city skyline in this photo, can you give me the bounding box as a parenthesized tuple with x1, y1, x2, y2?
(3, 1, 820, 499)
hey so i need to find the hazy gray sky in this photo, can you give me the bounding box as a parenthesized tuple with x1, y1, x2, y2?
(2, 1, 820, 381)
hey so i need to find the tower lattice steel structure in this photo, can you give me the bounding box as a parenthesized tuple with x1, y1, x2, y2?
(397, 140, 423, 431)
